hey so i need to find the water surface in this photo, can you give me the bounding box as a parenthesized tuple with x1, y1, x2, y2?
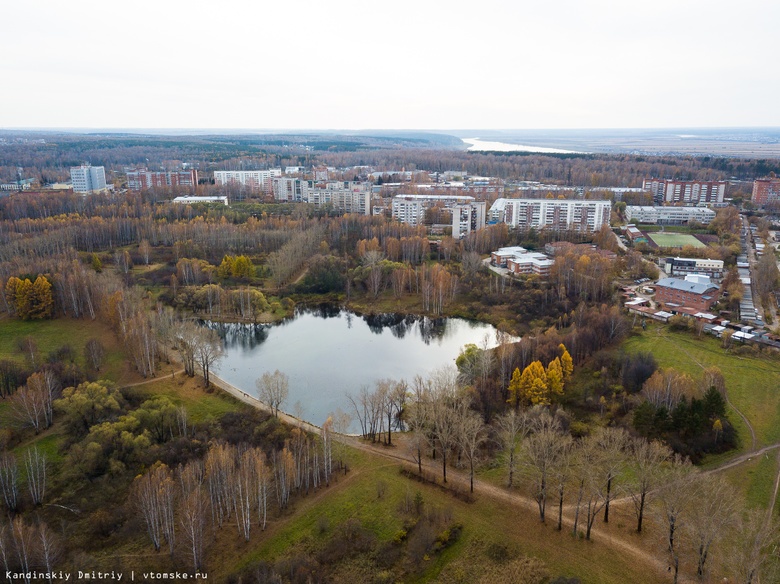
(207, 307, 502, 430)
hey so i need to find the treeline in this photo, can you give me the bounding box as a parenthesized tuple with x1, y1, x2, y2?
(389, 366, 774, 583)
(633, 367, 736, 459)
(320, 148, 780, 185)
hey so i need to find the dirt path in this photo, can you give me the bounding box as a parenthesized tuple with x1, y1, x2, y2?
(209, 372, 685, 584)
(120, 367, 186, 388)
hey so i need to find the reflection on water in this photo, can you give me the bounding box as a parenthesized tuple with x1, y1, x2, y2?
(206, 305, 502, 431)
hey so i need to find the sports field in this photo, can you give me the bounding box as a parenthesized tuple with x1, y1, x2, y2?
(647, 232, 705, 248)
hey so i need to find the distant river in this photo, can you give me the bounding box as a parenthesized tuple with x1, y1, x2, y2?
(462, 137, 584, 154)
(204, 307, 502, 431)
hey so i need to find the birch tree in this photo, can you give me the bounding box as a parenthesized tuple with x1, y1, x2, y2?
(457, 408, 486, 493)
(685, 474, 737, 578)
(24, 446, 46, 506)
(256, 370, 289, 418)
(524, 411, 562, 523)
(494, 410, 531, 488)
(656, 454, 697, 584)
(179, 491, 207, 572)
(624, 438, 671, 533)
(0, 453, 19, 513)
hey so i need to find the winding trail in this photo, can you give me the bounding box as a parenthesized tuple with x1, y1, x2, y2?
(209, 372, 689, 584)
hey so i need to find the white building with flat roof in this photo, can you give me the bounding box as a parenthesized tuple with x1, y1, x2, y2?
(391, 194, 476, 227)
(214, 169, 281, 192)
(70, 164, 107, 193)
(489, 198, 610, 232)
(625, 206, 715, 225)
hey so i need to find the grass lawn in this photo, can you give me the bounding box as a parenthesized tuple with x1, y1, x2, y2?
(721, 453, 779, 511)
(210, 446, 666, 584)
(0, 316, 129, 383)
(647, 232, 705, 248)
(130, 375, 246, 422)
(623, 324, 780, 450)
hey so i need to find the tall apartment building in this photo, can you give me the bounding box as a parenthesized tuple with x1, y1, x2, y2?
(214, 169, 282, 192)
(272, 179, 371, 214)
(70, 164, 107, 193)
(642, 179, 726, 205)
(489, 199, 610, 233)
(273, 177, 305, 202)
(126, 168, 198, 190)
(451, 202, 486, 239)
(303, 181, 371, 215)
(391, 194, 476, 227)
(624, 206, 715, 225)
(752, 177, 780, 206)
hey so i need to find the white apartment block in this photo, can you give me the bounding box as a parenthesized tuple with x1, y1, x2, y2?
(489, 198, 610, 233)
(70, 164, 107, 193)
(452, 202, 487, 239)
(391, 194, 476, 227)
(214, 169, 282, 191)
(625, 206, 715, 225)
(272, 179, 371, 214)
(642, 179, 726, 205)
(273, 177, 305, 202)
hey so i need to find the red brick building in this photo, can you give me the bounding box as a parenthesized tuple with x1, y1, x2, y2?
(655, 277, 720, 312)
(126, 169, 198, 190)
(752, 177, 780, 206)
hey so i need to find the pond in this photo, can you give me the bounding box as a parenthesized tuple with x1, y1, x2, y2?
(204, 306, 504, 431)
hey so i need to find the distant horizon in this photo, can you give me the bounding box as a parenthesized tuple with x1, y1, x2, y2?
(2, 126, 780, 137)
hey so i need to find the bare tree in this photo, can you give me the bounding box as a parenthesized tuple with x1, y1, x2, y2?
(429, 367, 464, 483)
(134, 463, 175, 553)
(727, 509, 780, 584)
(234, 450, 255, 542)
(0, 452, 19, 513)
(24, 446, 46, 506)
(205, 443, 235, 528)
(406, 376, 432, 475)
(624, 437, 671, 533)
(494, 410, 531, 488)
(248, 448, 270, 530)
(256, 370, 289, 418)
(12, 517, 35, 581)
(25, 370, 59, 429)
(523, 411, 562, 523)
(551, 433, 575, 531)
(321, 417, 333, 486)
(17, 337, 38, 369)
(84, 338, 106, 372)
(685, 474, 738, 578)
(179, 490, 207, 572)
(656, 454, 697, 584)
(456, 408, 486, 493)
(330, 408, 351, 474)
(139, 239, 151, 266)
(194, 328, 223, 387)
(596, 426, 629, 524)
(38, 522, 62, 584)
(174, 321, 200, 378)
(10, 384, 46, 434)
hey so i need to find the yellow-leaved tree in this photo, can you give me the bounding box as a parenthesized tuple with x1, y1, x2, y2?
(559, 343, 573, 380)
(546, 357, 564, 397)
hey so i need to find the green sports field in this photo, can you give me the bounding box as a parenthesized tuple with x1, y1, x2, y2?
(648, 232, 705, 248)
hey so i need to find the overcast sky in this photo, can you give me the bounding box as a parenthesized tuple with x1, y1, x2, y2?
(1, 0, 778, 130)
